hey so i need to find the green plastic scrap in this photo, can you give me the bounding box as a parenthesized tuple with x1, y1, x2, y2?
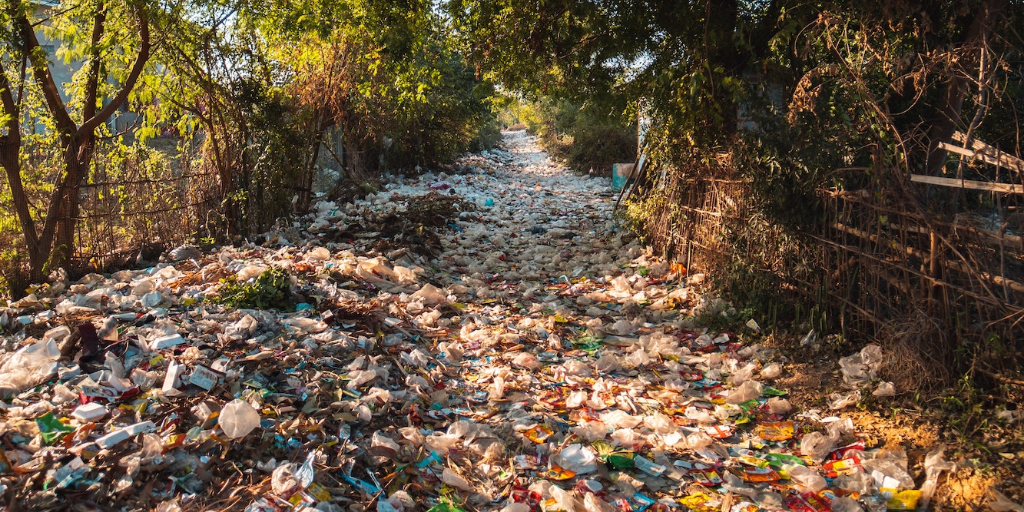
(426, 500, 466, 512)
(36, 413, 74, 445)
(764, 452, 806, 468)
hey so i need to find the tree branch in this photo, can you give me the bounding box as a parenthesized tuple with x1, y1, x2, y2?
(78, 2, 150, 137)
(82, 2, 108, 123)
(15, 4, 78, 138)
(0, 57, 40, 254)
(0, 58, 19, 124)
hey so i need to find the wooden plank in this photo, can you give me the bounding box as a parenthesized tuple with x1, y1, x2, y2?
(890, 222, 1024, 252)
(955, 224, 1024, 252)
(909, 174, 1024, 194)
(952, 131, 988, 152)
(952, 131, 1024, 172)
(936, 142, 1020, 171)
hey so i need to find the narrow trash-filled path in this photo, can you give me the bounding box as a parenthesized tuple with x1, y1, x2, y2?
(0, 132, 961, 512)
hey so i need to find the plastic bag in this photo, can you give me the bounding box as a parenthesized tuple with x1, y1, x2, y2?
(725, 380, 763, 404)
(834, 471, 875, 495)
(411, 284, 447, 305)
(372, 432, 401, 456)
(557, 444, 597, 474)
(512, 352, 541, 369)
(593, 353, 619, 373)
(0, 338, 60, 396)
(800, 432, 835, 463)
(767, 397, 792, 414)
(611, 319, 634, 335)
(441, 468, 474, 492)
(919, 447, 955, 511)
(760, 362, 782, 379)
(862, 451, 914, 489)
(562, 360, 591, 377)
(727, 363, 757, 385)
(722, 471, 758, 499)
(786, 465, 827, 493)
(829, 390, 861, 410)
(549, 485, 578, 512)
(831, 497, 865, 512)
(271, 463, 301, 496)
(873, 381, 896, 397)
(623, 348, 650, 367)
(990, 489, 1024, 512)
(220, 399, 261, 439)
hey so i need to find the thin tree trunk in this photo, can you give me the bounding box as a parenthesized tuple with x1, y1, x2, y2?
(52, 141, 83, 272)
(924, 0, 1006, 176)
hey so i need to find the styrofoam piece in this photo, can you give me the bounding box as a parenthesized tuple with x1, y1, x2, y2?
(71, 403, 108, 422)
(150, 334, 185, 350)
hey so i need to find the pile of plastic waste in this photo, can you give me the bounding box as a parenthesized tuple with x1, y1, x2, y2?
(0, 132, 1009, 512)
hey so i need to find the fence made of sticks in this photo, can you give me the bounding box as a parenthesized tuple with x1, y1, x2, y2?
(70, 150, 221, 273)
(621, 140, 1024, 377)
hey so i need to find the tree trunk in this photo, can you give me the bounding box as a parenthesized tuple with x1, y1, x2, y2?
(705, 0, 741, 142)
(50, 142, 83, 273)
(0, 134, 46, 282)
(924, 0, 1006, 176)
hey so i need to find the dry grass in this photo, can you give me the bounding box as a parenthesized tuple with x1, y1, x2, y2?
(875, 308, 954, 394)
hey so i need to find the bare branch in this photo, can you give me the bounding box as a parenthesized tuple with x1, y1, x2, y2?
(78, 2, 150, 137)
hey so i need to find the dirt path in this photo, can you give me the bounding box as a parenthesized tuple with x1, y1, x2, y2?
(0, 132, 1017, 511)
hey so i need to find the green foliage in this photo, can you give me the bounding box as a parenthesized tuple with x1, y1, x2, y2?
(512, 97, 636, 174)
(215, 267, 293, 311)
(140, 1, 498, 240)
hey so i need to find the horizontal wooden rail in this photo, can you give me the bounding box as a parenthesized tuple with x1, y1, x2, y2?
(910, 174, 1024, 194)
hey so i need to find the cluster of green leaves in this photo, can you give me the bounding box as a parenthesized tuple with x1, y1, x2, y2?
(215, 267, 293, 311)
(132, 0, 500, 239)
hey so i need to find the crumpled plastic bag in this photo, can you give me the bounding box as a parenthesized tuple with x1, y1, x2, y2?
(556, 444, 597, 474)
(873, 381, 896, 397)
(727, 363, 757, 385)
(512, 352, 541, 369)
(593, 353, 619, 373)
(623, 347, 650, 367)
(834, 471, 875, 495)
(371, 432, 401, 457)
(722, 471, 758, 499)
(725, 380, 763, 404)
(800, 432, 836, 463)
(862, 450, 914, 489)
(831, 496, 865, 512)
(271, 463, 301, 496)
(219, 399, 261, 439)
(0, 338, 60, 396)
(990, 489, 1024, 512)
(787, 464, 827, 493)
(500, 504, 531, 512)
(562, 359, 591, 377)
(411, 284, 446, 305)
(760, 362, 782, 379)
(549, 484, 578, 512)
(920, 446, 955, 510)
(829, 390, 861, 410)
(839, 344, 883, 387)
(767, 397, 792, 414)
(441, 468, 474, 492)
